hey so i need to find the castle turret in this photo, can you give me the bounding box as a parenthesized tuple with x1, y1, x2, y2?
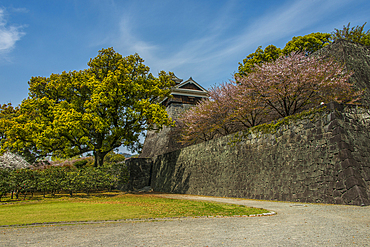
(139, 75, 208, 158)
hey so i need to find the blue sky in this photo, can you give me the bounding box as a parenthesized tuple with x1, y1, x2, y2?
(1, 0, 369, 106)
(0, 0, 369, 153)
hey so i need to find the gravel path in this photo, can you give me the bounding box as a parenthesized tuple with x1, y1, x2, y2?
(1, 194, 369, 246)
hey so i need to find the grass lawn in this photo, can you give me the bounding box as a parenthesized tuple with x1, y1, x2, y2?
(0, 192, 269, 226)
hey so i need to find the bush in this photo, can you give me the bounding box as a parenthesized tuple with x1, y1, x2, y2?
(9, 168, 37, 199)
(0, 158, 128, 199)
(73, 159, 88, 169)
(0, 168, 11, 201)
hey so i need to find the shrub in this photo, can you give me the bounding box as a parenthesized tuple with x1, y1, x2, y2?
(73, 159, 88, 169)
(0, 168, 11, 201)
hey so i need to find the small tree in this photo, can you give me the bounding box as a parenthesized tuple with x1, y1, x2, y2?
(9, 168, 37, 200)
(236, 52, 360, 118)
(0, 168, 11, 201)
(37, 166, 65, 197)
(178, 99, 219, 145)
(61, 167, 81, 197)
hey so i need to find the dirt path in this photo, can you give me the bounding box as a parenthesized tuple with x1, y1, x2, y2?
(1, 194, 369, 246)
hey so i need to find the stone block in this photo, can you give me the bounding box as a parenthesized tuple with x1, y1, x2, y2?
(362, 167, 370, 181)
(343, 186, 369, 205)
(346, 175, 367, 189)
(341, 158, 359, 169)
(327, 102, 345, 111)
(333, 189, 343, 197)
(327, 112, 337, 122)
(342, 187, 359, 204)
(309, 183, 319, 190)
(303, 122, 314, 129)
(345, 176, 362, 189)
(315, 134, 323, 140)
(336, 180, 345, 190)
(325, 119, 339, 132)
(351, 197, 369, 206)
(334, 197, 344, 204)
(343, 167, 362, 179)
(329, 134, 342, 144)
(323, 196, 335, 204)
(337, 141, 354, 152)
(332, 126, 345, 135)
(315, 120, 323, 128)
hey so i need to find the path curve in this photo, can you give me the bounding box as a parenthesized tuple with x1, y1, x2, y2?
(1, 193, 369, 246)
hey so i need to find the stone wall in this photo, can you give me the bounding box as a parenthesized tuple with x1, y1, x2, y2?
(139, 103, 193, 158)
(314, 40, 370, 107)
(125, 158, 153, 191)
(127, 103, 370, 206)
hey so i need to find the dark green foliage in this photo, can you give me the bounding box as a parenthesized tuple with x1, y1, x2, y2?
(9, 168, 37, 200)
(0, 168, 10, 201)
(73, 159, 88, 169)
(237, 45, 282, 76)
(332, 22, 370, 46)
(282, 32, 332, 55)
(0, 163, 126, 199)
(103, 151, 127, 165)
(37, 166, 66, 196)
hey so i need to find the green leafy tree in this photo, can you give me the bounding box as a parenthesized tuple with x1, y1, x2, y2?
(62, 169, 81, 196)
(0, 104, 18, 152)
(237, 45, 282, 76)
(331, 22, 370, 46)
(2, 48, 174, 166)
(282, 32, 332, 55)
(78, 167, 115, 194)
(9, 168, 37, 200)
(37, 166, 67, 197)
(237, 33, 331, 76)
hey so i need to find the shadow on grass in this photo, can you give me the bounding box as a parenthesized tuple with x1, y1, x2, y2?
(1, 190, 129, 204)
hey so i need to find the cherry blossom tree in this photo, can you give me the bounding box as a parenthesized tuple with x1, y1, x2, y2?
(178, 84, 236, 145)
(0, 152, 30, 170)
(179, 52, 361, 145)
(236, 52, 360, 118)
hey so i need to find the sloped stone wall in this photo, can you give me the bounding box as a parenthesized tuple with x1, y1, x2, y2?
(127, 103, 370, 206)
(124, 158, 152, 191)
(139, 103, 192, 158)
(314, 40, 370, 107)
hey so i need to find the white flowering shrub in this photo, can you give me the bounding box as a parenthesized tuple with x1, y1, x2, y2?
(0, 152, 30, 170)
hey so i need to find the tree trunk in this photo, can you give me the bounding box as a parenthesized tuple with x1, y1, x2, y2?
(93, 150, 108, 167)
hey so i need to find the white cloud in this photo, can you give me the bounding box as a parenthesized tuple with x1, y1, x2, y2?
(194, 0, 349, 62)
(115, 16, 159, 59)
(0, 8, 25, 53)
(112, 0, 360, 87)
(153, 0, 354, 81)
